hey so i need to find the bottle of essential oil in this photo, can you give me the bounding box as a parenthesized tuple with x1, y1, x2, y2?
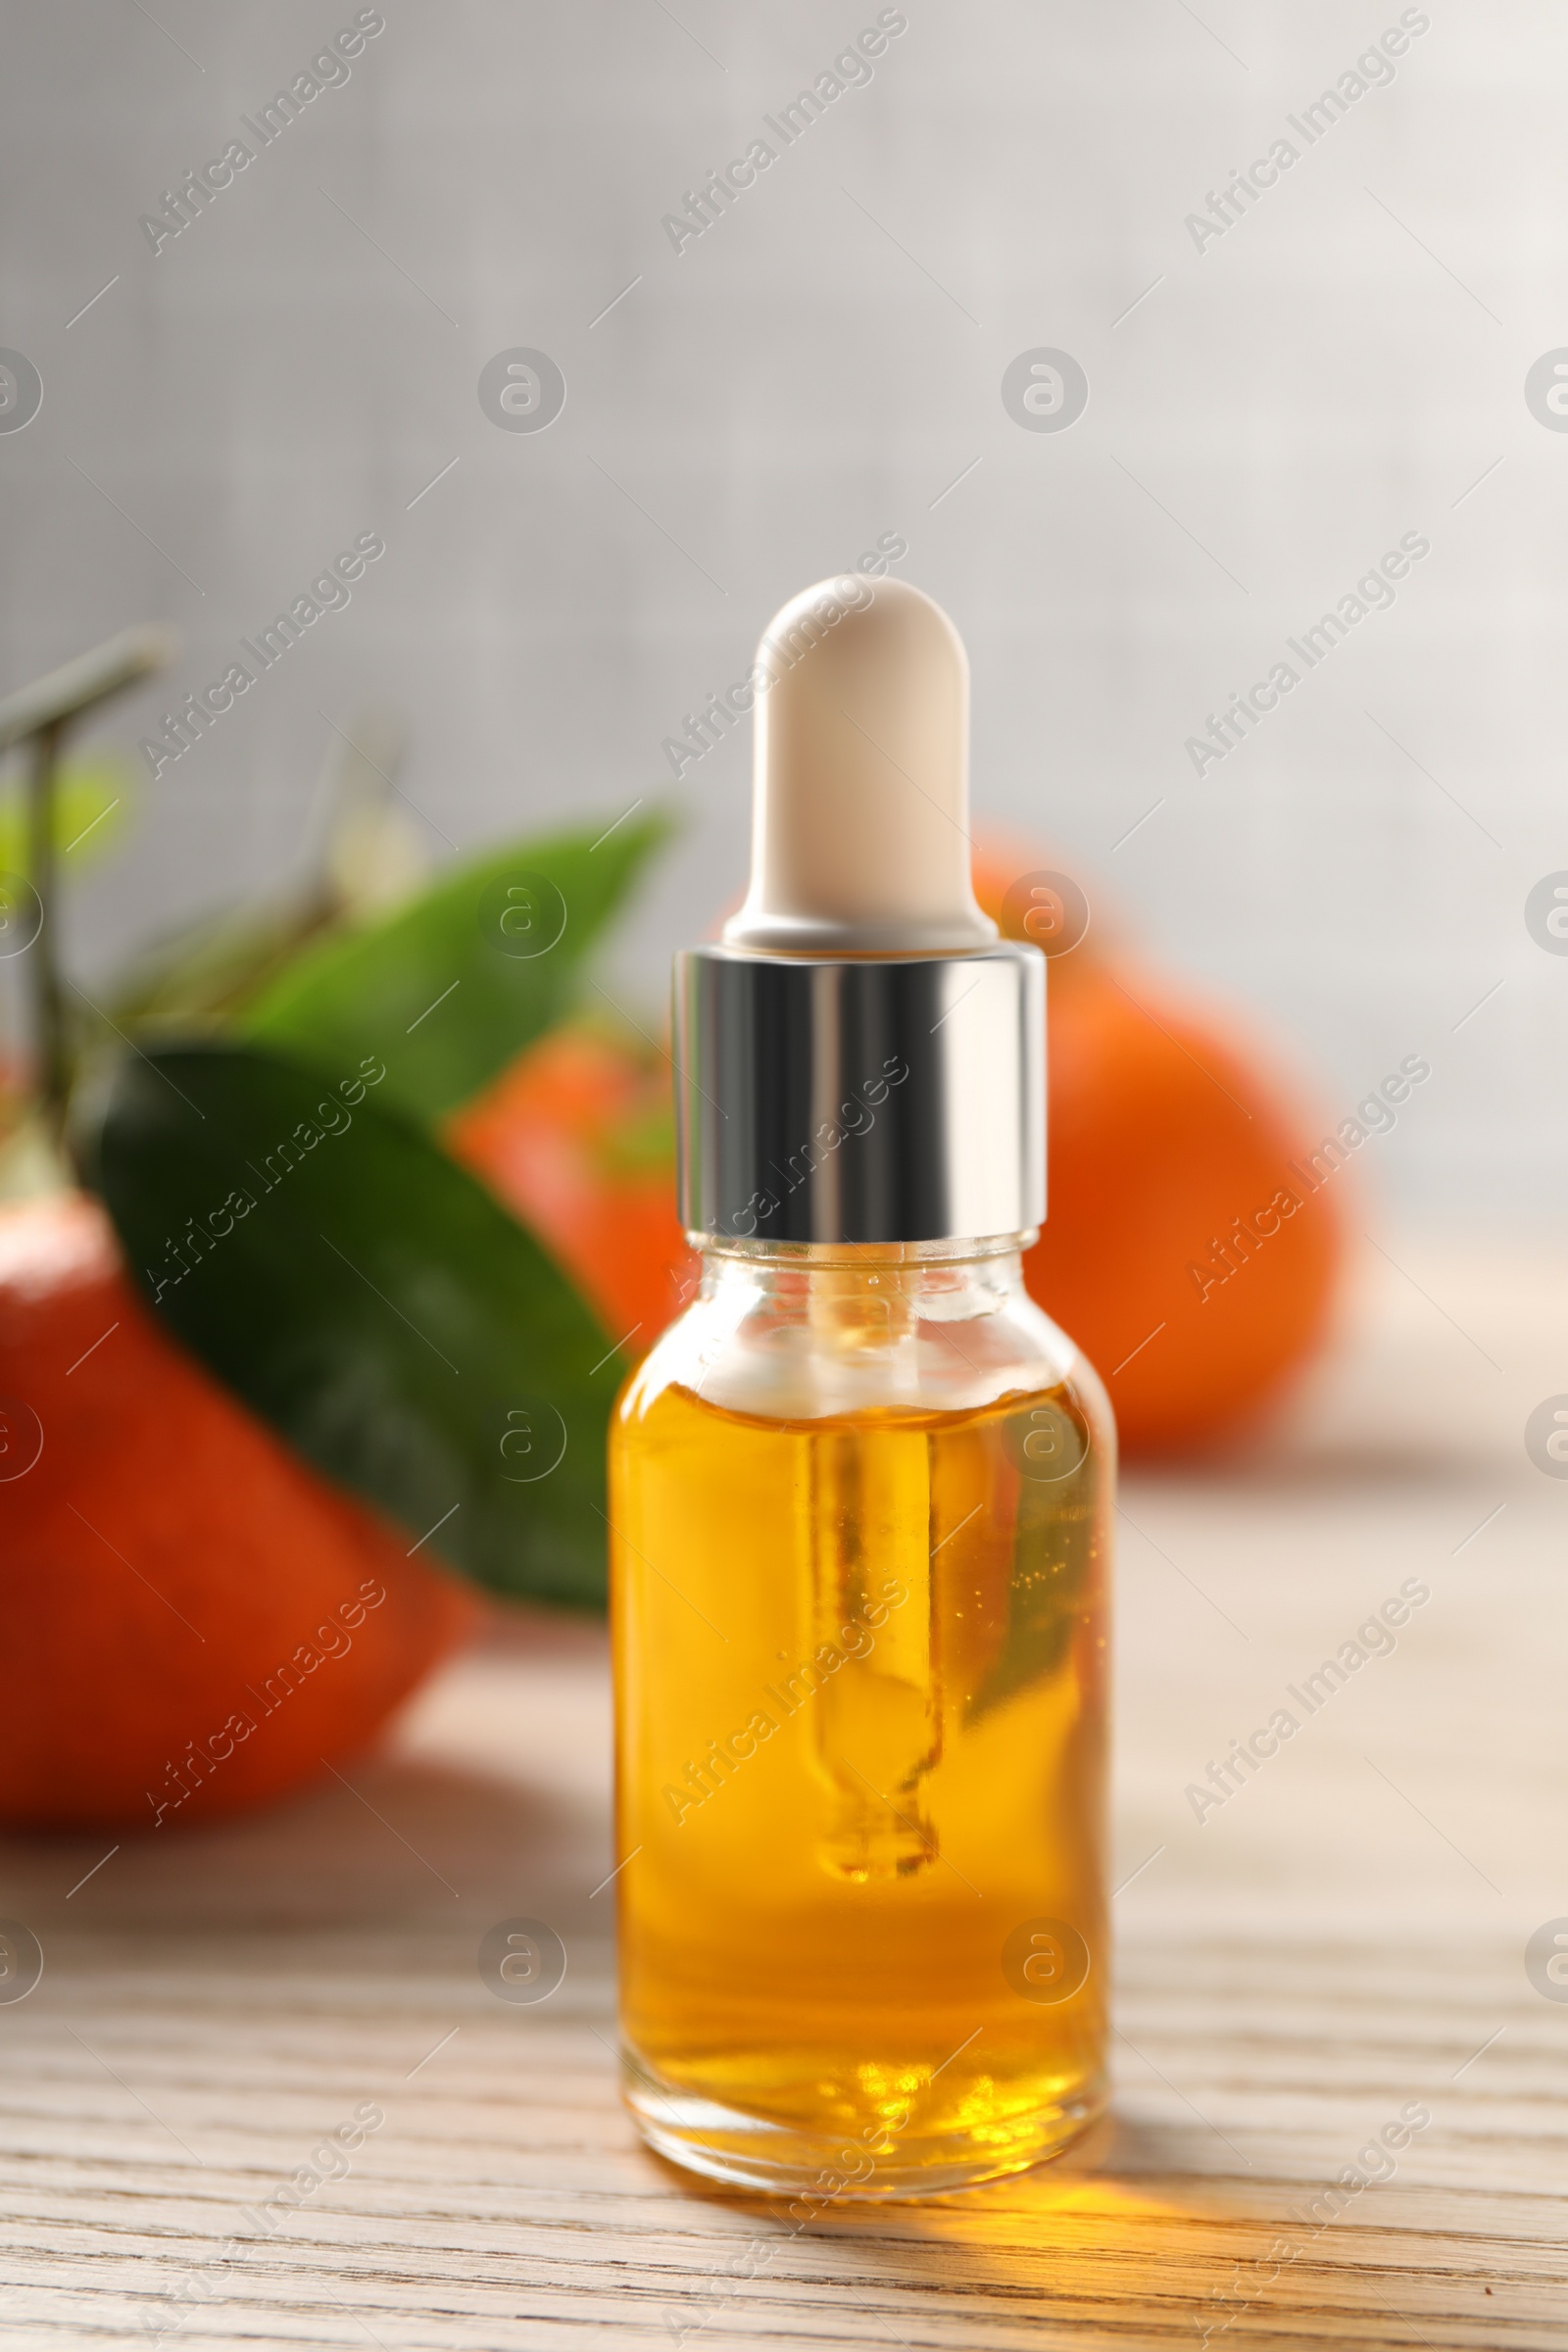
(611, 575, 1111, 2196)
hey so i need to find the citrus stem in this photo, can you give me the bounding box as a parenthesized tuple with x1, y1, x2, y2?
(26, 719, 70, 1148)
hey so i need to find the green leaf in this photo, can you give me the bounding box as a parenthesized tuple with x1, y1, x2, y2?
(240, 811, 672, 1123)
(90, 1042, 622, 1607)
(0, 758, 132, 877)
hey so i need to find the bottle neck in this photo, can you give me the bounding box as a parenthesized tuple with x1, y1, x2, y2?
(694, 1234, 1033, 1332)
(699, 1236, 1030, 1261)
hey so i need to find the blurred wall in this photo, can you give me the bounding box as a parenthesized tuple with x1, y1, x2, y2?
(2, 0, 1566, 1222)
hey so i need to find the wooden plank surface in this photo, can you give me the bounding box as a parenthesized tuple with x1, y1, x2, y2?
(3, 1241, 1567, 2350)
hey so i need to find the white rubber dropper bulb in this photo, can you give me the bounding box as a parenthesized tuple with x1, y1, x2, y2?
(721, 575, 998, 956)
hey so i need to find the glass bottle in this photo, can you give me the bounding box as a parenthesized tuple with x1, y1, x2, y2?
(610, 1231, 1110, 2196)
(609, 568, 1114, 2197)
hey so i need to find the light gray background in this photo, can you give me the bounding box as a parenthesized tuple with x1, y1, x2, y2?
(2, 0, 1564, 1221)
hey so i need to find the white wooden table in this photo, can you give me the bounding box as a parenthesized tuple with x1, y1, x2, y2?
(5, 1240, 1567, 2349)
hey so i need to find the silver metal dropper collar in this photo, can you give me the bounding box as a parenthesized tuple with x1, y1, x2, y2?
(674, 944, 1046, 1245)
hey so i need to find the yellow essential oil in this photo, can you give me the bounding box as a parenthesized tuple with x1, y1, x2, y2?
(611, 1244, 1110, 2195)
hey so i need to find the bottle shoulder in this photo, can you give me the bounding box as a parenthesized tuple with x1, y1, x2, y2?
(615, 1274, 1111, 1440)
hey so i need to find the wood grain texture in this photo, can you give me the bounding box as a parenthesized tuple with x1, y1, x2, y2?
(3, 1243, 1567, 2350)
